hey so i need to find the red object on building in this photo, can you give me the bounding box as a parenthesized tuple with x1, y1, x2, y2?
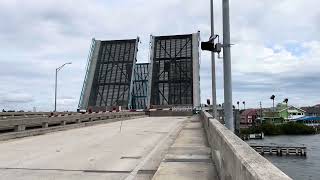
(240, 109, 258, 129)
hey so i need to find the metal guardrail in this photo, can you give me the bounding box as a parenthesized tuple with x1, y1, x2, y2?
(0, 112, 145, 132)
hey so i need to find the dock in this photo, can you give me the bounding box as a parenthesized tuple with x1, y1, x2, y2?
(250, 145, 307, 156)
(241, 132, 264, 140)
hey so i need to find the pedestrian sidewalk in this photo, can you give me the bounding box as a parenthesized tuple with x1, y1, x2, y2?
(152, 116, 219, 180)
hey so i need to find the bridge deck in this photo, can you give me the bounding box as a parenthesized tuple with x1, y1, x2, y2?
(0, 116, 186, 180)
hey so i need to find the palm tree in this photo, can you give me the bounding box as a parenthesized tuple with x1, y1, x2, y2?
(242, 101, 246, 110)
(283, 98, 288, 121)
(270, 95, 276, 121)
(237, 101, 240, 109)
(270, 95, 275, 111)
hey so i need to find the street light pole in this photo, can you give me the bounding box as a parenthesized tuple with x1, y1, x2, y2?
(55, 68, 58, 112)
(54, 62, 72, 112)
(210, 0, 217, 119)
(222, 0, 234, 132)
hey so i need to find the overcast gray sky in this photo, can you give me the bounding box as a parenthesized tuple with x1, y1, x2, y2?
(0, 0, 319, 111)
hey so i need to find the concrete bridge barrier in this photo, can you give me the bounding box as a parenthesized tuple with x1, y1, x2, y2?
(0, 112, 75, 120)
(200, 111, 292, 180)
(0, 112, 145, 141)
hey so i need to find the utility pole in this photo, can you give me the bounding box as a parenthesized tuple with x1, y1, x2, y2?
(210, 0, 217, 119)
(260, 101, 263, 125)
(222, 0, 234, 132)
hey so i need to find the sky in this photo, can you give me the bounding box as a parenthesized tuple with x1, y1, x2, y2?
(0, 0, 319, 112)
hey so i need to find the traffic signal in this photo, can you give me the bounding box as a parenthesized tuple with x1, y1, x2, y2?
(201, 41, 223, 53)
(201, 35, 224, 53)
(201, 41, 215, 51)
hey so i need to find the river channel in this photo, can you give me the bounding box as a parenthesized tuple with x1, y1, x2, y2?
(247, 134, 320, 180)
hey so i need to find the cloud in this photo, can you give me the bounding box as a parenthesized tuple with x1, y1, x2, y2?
(0, 93, 33, 103)
(0, 0, 319, 111)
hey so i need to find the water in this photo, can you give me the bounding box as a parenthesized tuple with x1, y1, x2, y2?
(247, 134, 320, 180)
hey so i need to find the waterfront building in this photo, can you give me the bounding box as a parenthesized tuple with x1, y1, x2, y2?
(262, 111, 284, 124)
(277, 105, 306, 121)
(301, 105, 320, 117)
(240, 109, 258, 129)
(260, 104, 306, 124)
(296, 116, 320, 127)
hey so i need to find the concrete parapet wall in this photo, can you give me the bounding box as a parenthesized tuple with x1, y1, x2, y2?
(0, 115, 145, 141)
(200, 111, 292, 180)
(0, 112, 75, 120)
(0, 112, 145, 134)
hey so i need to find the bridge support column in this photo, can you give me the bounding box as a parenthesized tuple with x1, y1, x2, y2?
(61, 121, 66, 126)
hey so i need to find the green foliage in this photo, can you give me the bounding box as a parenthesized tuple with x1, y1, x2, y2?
(279, 122, 316, 135)
(241, 126, 262, 135)
(261, 123, 282, 135)
(241, 122, 316, 135)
